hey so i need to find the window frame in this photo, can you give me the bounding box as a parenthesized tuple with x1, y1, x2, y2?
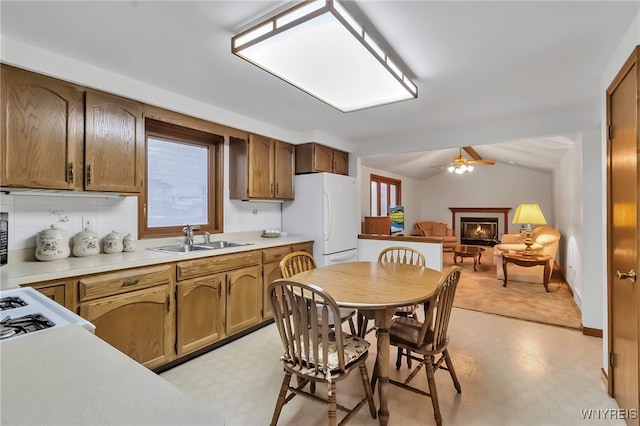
(139, 119, 224, 239)
(370, 173, 402, 216)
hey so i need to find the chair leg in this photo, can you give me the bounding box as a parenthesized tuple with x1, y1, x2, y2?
(358, 363, 378, 419)
(371, 354, 379, 393)
(396, 347, 403, 370)
(271, 371, 292, 426)
(328, 380, 337, 426)
(424, 356, 442, 426)
(443, 349, 462, 393)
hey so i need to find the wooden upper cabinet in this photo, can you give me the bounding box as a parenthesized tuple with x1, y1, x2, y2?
(248, 134, 274, 198)
(274, 140, 294, 199)
(229, 134, 294, 200)
(1, 65, 83, 189)
(295, 142, 349, 175)
(84, 91, 143, 193)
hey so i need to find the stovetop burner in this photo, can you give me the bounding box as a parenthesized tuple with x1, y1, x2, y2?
(0, 313, 56, 340)
(0, 296, 28, 311)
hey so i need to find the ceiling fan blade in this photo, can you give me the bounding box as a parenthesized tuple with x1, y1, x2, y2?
(462, 146, 482, 160)
(468, 159, 496, 165)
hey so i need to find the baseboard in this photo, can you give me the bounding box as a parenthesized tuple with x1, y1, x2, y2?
(583, 326, 603, 338)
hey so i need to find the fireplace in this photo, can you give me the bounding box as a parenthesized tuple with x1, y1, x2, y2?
(460, 217, 499, 246)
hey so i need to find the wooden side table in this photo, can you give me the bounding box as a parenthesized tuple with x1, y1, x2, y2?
(453, 245, 485, 271)
(501, 252, 552, 292)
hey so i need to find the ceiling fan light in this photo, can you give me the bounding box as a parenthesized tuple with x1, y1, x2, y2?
(448, 166, 456, 173)
(467, 165, 474, 172)
(455, 167, 465, 174)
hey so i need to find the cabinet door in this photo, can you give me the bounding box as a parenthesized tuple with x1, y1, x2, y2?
(291, 242, 314, 255)
(332, 149, 349, 175)
(85, 91, 143, 192)
(312, 144, 334, 173)
(248, 134, 274, 198)
(273, 141, 295, 199)
(225, 265, 261, 334)
(79, 285, 173, 369)
(262, 261, 283, 320)
(176, 274, 225, 356)
(1, 66, 82, 189)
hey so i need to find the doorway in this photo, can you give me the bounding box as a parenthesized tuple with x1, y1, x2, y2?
(607, 45, 640, 425)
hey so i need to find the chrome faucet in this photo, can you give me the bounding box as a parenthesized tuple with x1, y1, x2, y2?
(182, 225, 194, 245)
(204, 231, 211, 244)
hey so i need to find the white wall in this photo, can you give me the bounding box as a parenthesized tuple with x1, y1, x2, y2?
(358, 165, 421, 234)
(599, 10, 640, 371)
(553, 135, 584, 308)
(417, 163, 553, 236)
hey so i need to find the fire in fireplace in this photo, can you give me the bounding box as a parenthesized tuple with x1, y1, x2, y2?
(460, 217, 499, 246)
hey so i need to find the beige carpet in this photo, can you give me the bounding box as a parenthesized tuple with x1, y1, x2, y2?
(446, 250, 583, 330)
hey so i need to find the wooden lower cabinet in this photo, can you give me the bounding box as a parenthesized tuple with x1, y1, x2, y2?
(79, 284, 174, 369)
(22, 280, 69, 308)
(225, 265, 262, 335)
(176, 274, 225, 357)
(77, 264, 175, 369)
(262, 261, 282, 320)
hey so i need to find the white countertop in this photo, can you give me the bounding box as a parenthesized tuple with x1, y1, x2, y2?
(0, 232, 313, 289)
(0, 325, 226, 425)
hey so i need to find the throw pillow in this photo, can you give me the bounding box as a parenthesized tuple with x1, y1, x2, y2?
(431, 222, 447, 236)
(535, 234, 557, 246)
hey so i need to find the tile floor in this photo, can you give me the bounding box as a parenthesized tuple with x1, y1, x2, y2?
(160, 308, 623, 426)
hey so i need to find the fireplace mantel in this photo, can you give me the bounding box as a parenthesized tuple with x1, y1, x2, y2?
(449, 207, 512, 235)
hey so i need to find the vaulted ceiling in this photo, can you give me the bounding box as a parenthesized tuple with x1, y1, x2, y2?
(1, 1, 637, 179)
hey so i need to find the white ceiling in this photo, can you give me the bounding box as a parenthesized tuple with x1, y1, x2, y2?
(1, 1, 637, 179)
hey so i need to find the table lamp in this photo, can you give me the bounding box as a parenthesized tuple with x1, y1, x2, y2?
(512, 203, 547, 255)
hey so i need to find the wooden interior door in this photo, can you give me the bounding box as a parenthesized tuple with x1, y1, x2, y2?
(607, 45, 639, 425)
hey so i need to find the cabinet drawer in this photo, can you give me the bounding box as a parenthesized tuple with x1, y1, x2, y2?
(79, 264, 173, 302)
(177, 251, 260, 281)
(262, 246, 291, 263)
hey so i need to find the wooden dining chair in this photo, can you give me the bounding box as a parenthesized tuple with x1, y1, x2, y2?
(362, 246, 427, 368)
(279, 251, 357, 335)
(372, 265, 462, 426)
(268, 280, 377, 426)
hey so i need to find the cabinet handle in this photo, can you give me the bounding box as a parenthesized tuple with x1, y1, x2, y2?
(122, 279, 139, 287)
(270, 182, 274, 196)
(218, 284, 222, 299)
(276, 183, 279, 195)
(86, 165, 92, 185)
(68, 162, 74, 183)
(166, 295, 170, 313)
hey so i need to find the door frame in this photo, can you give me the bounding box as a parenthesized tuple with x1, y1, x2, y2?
(606, 45, 640, 399)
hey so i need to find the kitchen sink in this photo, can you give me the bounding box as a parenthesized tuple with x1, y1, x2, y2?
(149, 241, 253, 254)
(199, 241, 252, 249)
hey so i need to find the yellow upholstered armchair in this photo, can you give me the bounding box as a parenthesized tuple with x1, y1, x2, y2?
(493, 225, 561, 283)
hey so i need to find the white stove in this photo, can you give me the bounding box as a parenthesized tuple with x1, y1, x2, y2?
(0, 287, 95, 341)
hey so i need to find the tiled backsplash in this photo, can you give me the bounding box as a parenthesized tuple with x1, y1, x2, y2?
(0, 193, 283, 251)
(0, 194, 139, 250)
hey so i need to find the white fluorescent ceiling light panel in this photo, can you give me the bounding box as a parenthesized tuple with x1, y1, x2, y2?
(231, 0, 418, 112)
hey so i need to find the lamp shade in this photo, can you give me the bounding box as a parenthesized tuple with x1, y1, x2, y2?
(231, 0, 417, 112)
(512, 204, 547, 225)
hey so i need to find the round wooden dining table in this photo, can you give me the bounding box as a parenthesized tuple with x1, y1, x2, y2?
(288, 261, 443, 426)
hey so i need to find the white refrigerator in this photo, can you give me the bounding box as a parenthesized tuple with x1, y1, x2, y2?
(282, 173, 359, 267)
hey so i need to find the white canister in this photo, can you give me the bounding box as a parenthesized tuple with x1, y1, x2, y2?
(123, 233, 136, 252)
(35, 225, 71, 261)
(104, 230, 123, 254)
(73, 228, 99, 257)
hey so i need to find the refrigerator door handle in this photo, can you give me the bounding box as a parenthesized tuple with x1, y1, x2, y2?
(323, 192, 331, 241)
(328, 251, 358, 263)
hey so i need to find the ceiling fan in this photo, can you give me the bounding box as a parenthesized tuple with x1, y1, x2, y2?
(431, 147, 496, 174)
